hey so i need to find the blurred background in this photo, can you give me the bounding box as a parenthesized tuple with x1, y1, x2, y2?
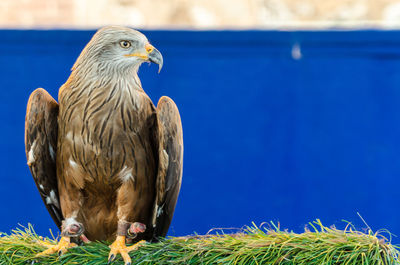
(1, 0, 400, 244)
(3, 0, 400, 28)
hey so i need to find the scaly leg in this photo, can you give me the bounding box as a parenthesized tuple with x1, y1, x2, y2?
(39, 162, 87, 256)
(108, 180, 149, 264)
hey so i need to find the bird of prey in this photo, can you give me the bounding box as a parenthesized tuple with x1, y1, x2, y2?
(24, 26, 183, 264)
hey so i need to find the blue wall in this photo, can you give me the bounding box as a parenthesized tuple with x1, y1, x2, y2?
(1, 30, 400, 241)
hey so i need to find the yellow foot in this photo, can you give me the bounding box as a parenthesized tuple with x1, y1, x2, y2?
(35, 236, 77, 257)
(108, 236, 145, 265)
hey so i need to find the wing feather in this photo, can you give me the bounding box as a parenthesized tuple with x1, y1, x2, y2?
(152, 96, 183, 238)
(25, 88, 63, 229)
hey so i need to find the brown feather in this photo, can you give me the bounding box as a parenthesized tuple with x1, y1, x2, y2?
(57, 79, 157, 241)
(152, 96, 184, 238)
(25, 26, 183, 243)
(25, 88, 63, 229)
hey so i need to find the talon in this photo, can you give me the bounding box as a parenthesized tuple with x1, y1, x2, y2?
(108, 236, 144, 265)
(35, 236, 75, 257)
(108, 254, 115, 264)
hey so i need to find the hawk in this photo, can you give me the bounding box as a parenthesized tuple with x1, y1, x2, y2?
(24, 26, 183, 264)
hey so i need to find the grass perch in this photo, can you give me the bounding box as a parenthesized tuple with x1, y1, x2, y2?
(0, 220, 398, 265)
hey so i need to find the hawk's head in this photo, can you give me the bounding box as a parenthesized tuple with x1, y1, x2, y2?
(72, 26, 163, 76)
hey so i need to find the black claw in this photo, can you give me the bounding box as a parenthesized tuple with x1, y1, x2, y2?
(58, 250, 62, 256)
(126, 262, 131, 265)
(108, 254, 115, 264)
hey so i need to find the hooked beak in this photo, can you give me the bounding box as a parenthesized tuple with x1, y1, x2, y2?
(146, 43, 163, 73)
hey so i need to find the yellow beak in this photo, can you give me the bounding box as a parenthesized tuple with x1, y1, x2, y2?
(124, 44, 155, 60)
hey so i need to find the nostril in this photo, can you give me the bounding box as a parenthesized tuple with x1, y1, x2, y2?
(145, 44, 154, 53)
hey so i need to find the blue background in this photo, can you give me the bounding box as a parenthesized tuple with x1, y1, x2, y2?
(1, 30, 399, 241)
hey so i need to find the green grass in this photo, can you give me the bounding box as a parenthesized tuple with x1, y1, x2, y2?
(0, 220, 398, 264)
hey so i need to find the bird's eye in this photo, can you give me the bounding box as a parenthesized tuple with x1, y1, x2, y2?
(120, 41, 131, 48)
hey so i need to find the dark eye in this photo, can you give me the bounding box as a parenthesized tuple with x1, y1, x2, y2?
(120, 40, 131, 48)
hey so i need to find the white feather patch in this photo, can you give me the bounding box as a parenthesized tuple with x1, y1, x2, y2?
(66, 131, 73, 140)
(118, 166, 134, 182)
(27, 140, 37, 166)
(64, 211, 78, 227)
(64, 217, 76, 226)
(46, 190, 60, 208)
(157, 205, 163, 217)
(69, 159, 78, 168)
(39, 184, 44, 191)
(49, 144, 55, 161)
(162, 149, 169, 168)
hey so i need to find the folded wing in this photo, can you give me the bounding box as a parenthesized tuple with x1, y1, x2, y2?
(25, 88, 63, 229)
(152, 96, 183, 238)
